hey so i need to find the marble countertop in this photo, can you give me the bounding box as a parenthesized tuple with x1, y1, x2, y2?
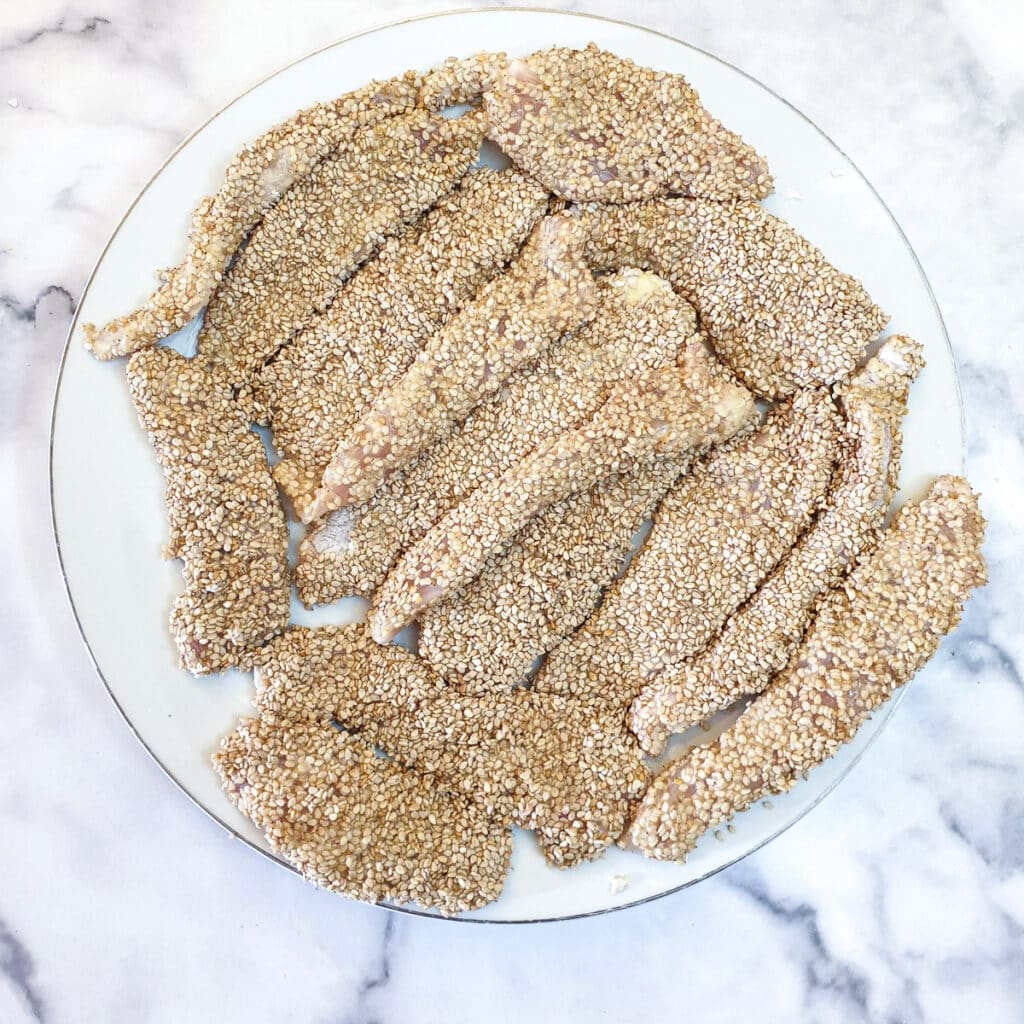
(2, 1, 1022, 1020)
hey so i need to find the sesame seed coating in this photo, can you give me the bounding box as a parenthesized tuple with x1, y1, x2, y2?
(629, 475, 987, 861)
(420, 45, 773, 204)
(631, 335, 925, 754)
(296, 270, 696, 605)
(197, 108, 485, 398)
(239, 626, 646, 868)
(534, 390, 841, 712)
(417, 457, 688, 693)
(368, 346, 754, 642)
(304, 213, 599, 520)
(584, 198, 889, 397)
(256, 168, 549, 517)
(82, 73, 422, 359)
(125, 347, 290, 675)
(214, 630, 512, 914)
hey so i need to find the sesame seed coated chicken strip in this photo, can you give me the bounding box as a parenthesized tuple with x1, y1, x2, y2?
(256, 168, 549, 516)
(214, 632, 512, 914)
(82, 73, 421, 359)
(304, 213, 599, 520)
(125, 348, 290, 675)
(296, 270, 696, 604)
(247, 626, 647, 867)
(369, 352, 754, 642)
(420, 45, 773, 203)
(196, 108, 485, 395)
(584, 198, 889, 397)
(534, 390, 842, 711)
(631, 335, 925, 754)
(417, 457, 690, 692)
(630, 476, 987, 861)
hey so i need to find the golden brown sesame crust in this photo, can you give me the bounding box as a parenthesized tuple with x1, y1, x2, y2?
(629, 476, 987, 861)
(257, 168, 549, 516)
(82, 73, 422, 359)
(304, 212, 599, 520)
(417, 457, 688, 692)
(584, 198, 889, 397)
(214, 629, 512, 914)
(196, 108, 485, 396)
(125, 347, 290, 675)
(294, 270, 696, 605)
(421, 45, 773, 203)
(630, 336, 926, 754)
(534, 390, 841, 711)
(368, 345, 754, 642)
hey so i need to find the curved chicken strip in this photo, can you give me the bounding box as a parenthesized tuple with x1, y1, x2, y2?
(534, 390, 841, 710)
(631, 336, 925, 754)
(630, 476, 987, 861)
(214, 637, 512, 914)
(369, 353, 754, 642)
(82, 73, 421, 359)
(420, 45, 772, 203)
(235, 626, 646, 868)
(197, 108, 485, 394)
(296, 270, 694, 604)
(125, 348, 290, 674)
(584, 199, 888, 397)
(256, 168, 548, 514)
(417, 457, 689, 692)
(303, 213, 598, 520)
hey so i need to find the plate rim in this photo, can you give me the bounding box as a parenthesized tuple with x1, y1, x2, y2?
(48, 5, 967, 925)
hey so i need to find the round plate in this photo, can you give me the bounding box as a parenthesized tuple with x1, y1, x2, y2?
(51, 8, 964, 923)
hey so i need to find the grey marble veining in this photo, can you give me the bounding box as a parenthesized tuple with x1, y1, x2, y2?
(1, 1, 1022, 1021)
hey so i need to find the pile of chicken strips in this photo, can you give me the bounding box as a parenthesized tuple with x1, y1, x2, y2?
(84, 46, 987, 914)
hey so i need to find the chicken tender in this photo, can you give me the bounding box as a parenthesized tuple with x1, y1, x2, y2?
(125, 348, 290, 674)
(82, 73, 421, 359)
(632, 336, 924, 754)
(420, 45, 772, 203)
(630, 476, 987, 861)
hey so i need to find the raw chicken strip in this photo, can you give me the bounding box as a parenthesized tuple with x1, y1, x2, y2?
(215, 635, 512, 914)
(125, 348, 290, 674)
(197, 108, 485, 393)
(256, 168, 549, 515)
(246, 626, 646, 867)
(82, 73, 421, 359)
(303, 213, 599, 520)
(631, 336, 925, 754)
(420, 45, 772, 203)
(534, 390, 841, 711)
(296, 270, 696, 604)
(369, 352, 754, 641)
(417, 457, 689, 692)
(584, 198, 888, 397)
(630, 476, 987, 861)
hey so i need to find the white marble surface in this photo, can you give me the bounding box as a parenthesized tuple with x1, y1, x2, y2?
(2, 1, 1022, 1020)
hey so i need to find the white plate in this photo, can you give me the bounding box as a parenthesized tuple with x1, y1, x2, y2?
(50, 9, 965, 923)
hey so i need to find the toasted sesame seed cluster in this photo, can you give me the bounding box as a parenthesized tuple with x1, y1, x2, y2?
(125, 347, 290, 674)
(198, 108, 485, 400)
(85, 44, 986, 914)
(296, 270, 697, 605)
(631, 336, 925, 755)
(630, 476, 987, 861)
